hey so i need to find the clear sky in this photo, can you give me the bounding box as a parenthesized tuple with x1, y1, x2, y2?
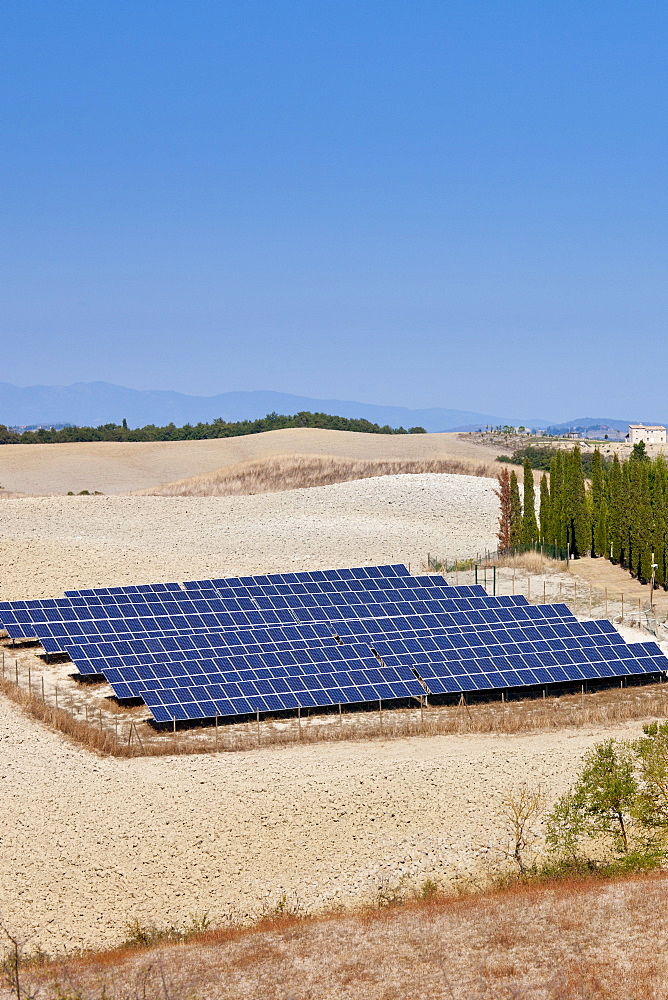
(1, 1, 666, 422)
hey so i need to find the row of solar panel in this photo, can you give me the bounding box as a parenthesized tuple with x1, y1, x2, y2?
(57, 602, 569, 659)
(67, 612, 612, 677)
(81, 627, 650, 694)
(138, 643, 668, 723)
(46, 605, 570, 655)
(0, 584, 487, 622)
(107, 654, 424, 700)
(0, 591, 528, 655)
(64, 564, 413, 598)
(100, 638, 663, 702)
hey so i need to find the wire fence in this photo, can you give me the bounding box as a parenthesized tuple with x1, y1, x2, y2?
(426, 554, 667, 637)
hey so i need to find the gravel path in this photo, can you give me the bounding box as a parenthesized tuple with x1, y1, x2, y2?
(0, 473, 498, 599)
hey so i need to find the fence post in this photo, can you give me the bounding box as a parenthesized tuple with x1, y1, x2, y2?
(493, 565, 496, 596)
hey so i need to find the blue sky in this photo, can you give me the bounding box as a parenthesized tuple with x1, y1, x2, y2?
(1, 1, 666, 422)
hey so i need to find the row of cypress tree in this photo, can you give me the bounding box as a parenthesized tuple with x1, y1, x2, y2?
(501, 445, 668, 590)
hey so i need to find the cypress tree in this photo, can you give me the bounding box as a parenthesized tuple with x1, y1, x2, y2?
(634, 462, 653, 581)
(539, 473, 551, 546)
(549, 451, 565, 548)
(608, 455, 623, 563)
(565, 447, 589, 558)
(596, 495, 609, 562)
(510, 470, 523, 549)
(652, 460, 666, 589)
(620, 461, 631, 569)
(590, 448, 605, 557)
(495, 467, 512, 552)
(521, 459, 539, 547)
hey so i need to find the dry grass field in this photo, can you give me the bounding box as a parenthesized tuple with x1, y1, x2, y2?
(136, 453, 494, 497)
(13, 873, 668, 999)
(0, 428, 502, 496)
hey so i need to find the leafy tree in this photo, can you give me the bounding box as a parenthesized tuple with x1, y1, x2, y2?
(632, 723, 668, 831)
(0, 411, 414, 446)
(509, 471, 523, 548)
(520, 459, 539, 546)
(546, 740, 639, 858)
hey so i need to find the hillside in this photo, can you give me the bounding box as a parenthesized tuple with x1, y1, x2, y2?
(0, 428, 502, 496)
(0, 473, 498, 598)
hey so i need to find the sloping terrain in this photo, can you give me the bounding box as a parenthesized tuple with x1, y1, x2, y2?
(0, 429, 501, 496)
(0, 473, 498, 599)
(20, 874, 668, 999)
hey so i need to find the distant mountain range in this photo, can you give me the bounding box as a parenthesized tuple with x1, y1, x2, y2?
(0, 382, 546, 432)
(0, 382, 665, 435)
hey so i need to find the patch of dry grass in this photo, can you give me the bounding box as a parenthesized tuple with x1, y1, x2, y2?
(16, 872, 668, 999)
(136, 454, 496, 497)
(485, 551, 570, 574)
(2, 664, 667, 758)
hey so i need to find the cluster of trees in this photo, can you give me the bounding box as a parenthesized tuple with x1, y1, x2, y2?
(498, 444, 609, 478)
(0, 412, 427, 445)
(546, 728, 668, 872)
(496, 443, 668, 588)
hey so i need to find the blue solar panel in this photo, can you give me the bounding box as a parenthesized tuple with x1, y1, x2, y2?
(4, 564, 667, 724)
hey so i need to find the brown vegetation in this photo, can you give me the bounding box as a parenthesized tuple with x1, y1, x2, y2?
(2, 664, 667, 759)
(137, 454, 496, 497)
(13, 871, 668, 999)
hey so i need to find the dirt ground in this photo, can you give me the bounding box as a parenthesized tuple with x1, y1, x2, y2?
(0, 686, 657, 954)
(568, 556, 668, 617)
(0, 430, 503, 496)
(0, 473, 499, 599)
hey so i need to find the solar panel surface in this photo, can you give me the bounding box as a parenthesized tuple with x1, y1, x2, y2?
(2, 565, 667, 724)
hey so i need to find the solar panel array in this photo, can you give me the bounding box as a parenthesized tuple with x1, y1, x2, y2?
(1, 564, 666, 724)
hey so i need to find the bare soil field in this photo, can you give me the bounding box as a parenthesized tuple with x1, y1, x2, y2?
(0, 429, 502, 496)
(0, 473, 498, 599)
(19, 873, 668, 999)
(0, 684, 657, 955)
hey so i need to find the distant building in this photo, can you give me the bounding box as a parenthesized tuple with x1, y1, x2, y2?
(626, 424, 667, 445)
